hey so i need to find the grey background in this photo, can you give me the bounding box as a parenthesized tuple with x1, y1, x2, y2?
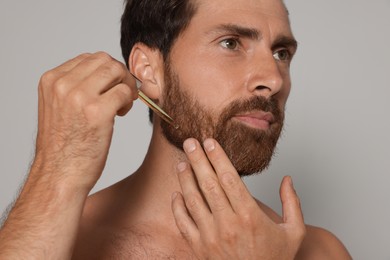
(0, 0, 389, 258)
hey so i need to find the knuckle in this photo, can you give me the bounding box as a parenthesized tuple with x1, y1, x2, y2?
(220, 171, 239, 189)
(179, 166, 193, 180)
(94, 51, 113, 62)
(240, 212, 255, 227)
(78, 52, 92, 60)
(52, 78, 70, 98)
(200, 178, 218, 194)
(100, 61, 125, 80)
(40, 70, 57, 88)
(185, 195, 201, 212)
(220, 228, 237, 244)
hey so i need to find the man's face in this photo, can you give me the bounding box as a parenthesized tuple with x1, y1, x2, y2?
(160, 0, 296, 176)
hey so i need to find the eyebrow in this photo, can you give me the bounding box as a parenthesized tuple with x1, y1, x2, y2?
(207, 24, 261, 40)
(207, 24, 298, 51)
(272, 35, 298, 53)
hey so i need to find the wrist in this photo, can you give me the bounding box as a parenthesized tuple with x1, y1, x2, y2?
(29, 155, 98, 194)
(13, 162, 90, 219)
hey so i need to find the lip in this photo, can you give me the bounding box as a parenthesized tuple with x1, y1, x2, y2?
(233, 111, 275, 130)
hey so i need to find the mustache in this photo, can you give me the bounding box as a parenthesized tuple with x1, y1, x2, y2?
(219, 95, 283, 123)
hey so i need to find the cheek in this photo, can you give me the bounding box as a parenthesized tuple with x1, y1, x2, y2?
(170, 53, 240, 111)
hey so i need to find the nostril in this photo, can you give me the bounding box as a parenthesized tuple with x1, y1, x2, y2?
(255, 85, 271, 91)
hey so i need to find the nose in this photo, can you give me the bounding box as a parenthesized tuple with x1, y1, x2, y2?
(246, 52, 284, 98)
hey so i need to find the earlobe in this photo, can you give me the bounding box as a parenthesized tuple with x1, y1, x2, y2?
(129, 43, 163, 100)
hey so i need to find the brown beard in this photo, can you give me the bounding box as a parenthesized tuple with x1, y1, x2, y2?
(160, 64, 284, 176)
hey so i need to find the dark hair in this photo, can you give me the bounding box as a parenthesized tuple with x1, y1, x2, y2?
(120, 0, 197, 122)
(121, 0, 197, 67)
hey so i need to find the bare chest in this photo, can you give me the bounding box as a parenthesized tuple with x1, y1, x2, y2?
(73, 228, 197, 260)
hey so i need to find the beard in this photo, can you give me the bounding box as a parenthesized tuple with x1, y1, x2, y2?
(160, 64, 284, 176)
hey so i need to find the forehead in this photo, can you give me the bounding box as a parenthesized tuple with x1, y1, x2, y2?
(186, 0, 292, 38)
(196, 0, 288, 17)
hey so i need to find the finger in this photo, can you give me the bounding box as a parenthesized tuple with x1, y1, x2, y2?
(117, 102, 134, 117)
(51, 53, 92, 74)
(176, 161, 212, 231)
(41, 52, 118, 104)
(57, 52, 133, 95)
(183, 138, 233, 215)
(280, 176, 305, 236)
(98, 83, 136, 118)
(171, 191, 200, 246)
(38, 53, 93, 95)
(82, 57, 137, 97)
(176, 161, 211, 219)
(203, 138, 258, 214)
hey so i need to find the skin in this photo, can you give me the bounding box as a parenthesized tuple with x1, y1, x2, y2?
(0, 0, 352, 259)
(167, 0, 293, 115)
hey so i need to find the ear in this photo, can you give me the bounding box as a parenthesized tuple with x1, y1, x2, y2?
(129, 43, 164, 100)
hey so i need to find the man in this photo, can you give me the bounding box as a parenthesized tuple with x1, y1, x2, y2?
(0, 0, 351, 259)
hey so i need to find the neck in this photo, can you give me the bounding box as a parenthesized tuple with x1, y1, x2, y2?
(118, 123, 187, 229)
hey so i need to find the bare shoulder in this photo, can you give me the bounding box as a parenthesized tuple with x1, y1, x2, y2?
(296, 225, 352, 259)
(254, 199, 351, 259)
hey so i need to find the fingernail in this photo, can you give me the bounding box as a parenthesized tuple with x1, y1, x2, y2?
(184, 139, 196, 153)
(177, 162, 187, 172)
(203, 139, 215, 152)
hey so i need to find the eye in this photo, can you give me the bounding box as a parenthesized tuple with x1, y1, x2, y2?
(273, 49, 292, 61)
(220, 38, 240, 50)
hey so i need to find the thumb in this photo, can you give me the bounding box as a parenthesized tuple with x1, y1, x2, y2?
(280, 176, 307, 256)
(280, 176, 305, 229)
